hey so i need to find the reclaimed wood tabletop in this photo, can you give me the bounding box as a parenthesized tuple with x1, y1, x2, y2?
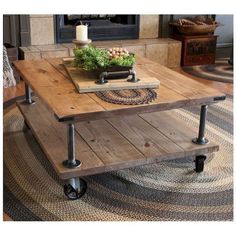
(13, 56, 226, 122)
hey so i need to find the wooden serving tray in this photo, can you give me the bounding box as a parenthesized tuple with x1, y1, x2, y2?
(63, 58, 160, 93)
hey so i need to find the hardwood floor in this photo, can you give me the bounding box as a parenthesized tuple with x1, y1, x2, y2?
(2, 65, 233, 221)
(3, 80, 25, 103)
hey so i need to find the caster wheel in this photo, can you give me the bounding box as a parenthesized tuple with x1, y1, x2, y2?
(194, 155, 206, 173)
(64, 179, 87, 200)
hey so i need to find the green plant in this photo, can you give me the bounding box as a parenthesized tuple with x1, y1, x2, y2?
(74, 45, 135, 71)
(74, 46, 110, 71)
(110, 54, 135, 67)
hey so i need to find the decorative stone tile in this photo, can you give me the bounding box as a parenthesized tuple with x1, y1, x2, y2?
(23, 52, 42, 60)
(119, 39, 144, 46)
(19, 46, 41, 60)
(37, 44, 69, 59)
(123, 45, 146, 57)
(69, 48, 75, 56)
(19, 46, 40, 52)
(92, 41, 122, 48)
(19, 38, 181, 66)
(62, 43, 75, 56)
(146, 43, 168, 66)
(139, 15, 159, 39)
(35, 44, 67, 51)
(30, 15, 53, 18)
(41, 50, 69, 58)
(168, 41, 182, 68)
(62, 43, 74, 48)
(30, 17, 55, 45)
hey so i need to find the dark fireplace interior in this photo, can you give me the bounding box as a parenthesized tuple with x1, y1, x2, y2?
(55, 15, 140, 43)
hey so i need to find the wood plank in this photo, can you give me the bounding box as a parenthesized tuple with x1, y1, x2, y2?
(13, 60, 105, 120)
(47, 59, 190, 118)
(137, 60, 225, 103)
(14, 58, 225, 122)
(75, 120, 146, 172)
(107, 115, 185, 163)
(140, 111, 219, 156)
(46, 58, 189, 119)
(13, 59, 190, 122)
(17, 97, 105, 179)
(17, 97, 219, 180)
(46, 57, 70, 78)
(3, 80, 25, 103)
(64, 62, 160, 93)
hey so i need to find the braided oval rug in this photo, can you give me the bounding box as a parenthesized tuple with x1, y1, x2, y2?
(3, 96, 233, 221)
(183, 58, 233, 83)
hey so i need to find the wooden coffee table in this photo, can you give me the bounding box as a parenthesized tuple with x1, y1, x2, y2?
(13, 56, 226, 200)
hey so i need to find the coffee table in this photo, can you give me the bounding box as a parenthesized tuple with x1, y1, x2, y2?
(13, 56, 226, 200)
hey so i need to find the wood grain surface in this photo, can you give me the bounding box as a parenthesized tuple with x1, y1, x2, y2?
(13, 56, 225, 122)
(64, 62, 160, 93)
(17, 97, 219, 179)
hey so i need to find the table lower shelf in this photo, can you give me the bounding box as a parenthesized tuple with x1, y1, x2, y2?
(17, 97, 219, 180)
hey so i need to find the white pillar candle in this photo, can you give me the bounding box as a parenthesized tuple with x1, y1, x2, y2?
(76, 25, 88, 41)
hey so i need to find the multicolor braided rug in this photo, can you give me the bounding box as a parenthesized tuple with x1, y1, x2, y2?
(183, 58, 233, 83)
(3, 96, 233, 221)
(95, 88, 157, 105)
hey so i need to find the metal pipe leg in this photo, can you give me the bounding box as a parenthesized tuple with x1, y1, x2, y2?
(25, 83, 35, 104)
(192, 105, 209, 145)
(62, 123, 81, 168)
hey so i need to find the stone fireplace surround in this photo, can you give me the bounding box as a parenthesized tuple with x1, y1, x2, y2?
(20, 15, 181, 68)
(56, 15, 140, 42)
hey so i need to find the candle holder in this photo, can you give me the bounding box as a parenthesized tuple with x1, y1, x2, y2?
(73, 39, 92, 49)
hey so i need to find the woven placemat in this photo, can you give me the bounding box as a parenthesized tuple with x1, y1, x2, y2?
(95, 88, 157, 105)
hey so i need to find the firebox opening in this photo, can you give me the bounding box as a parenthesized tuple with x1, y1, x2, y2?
(56, 15, 140, 43)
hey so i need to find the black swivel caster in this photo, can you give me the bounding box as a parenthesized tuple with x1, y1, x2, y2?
(194, 155, 206, 173)
(64, 178, 87, 200)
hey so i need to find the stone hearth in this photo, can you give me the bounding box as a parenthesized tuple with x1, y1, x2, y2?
(20, 15, 181, 68)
